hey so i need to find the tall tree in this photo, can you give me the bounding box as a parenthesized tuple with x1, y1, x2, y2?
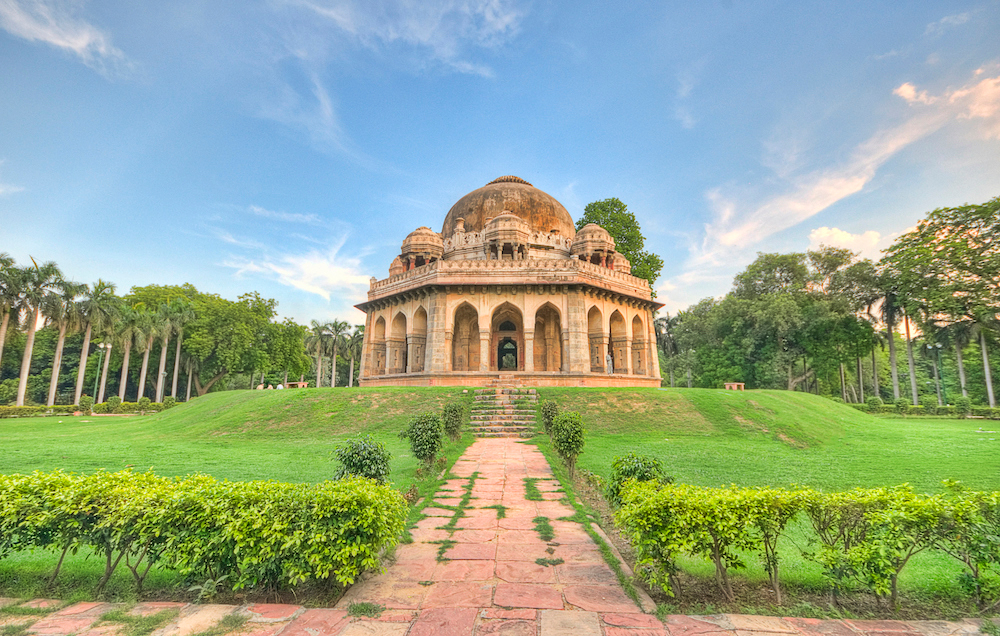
(344, 325, 364, 388)
(116, 304, 149, 401)
(74, 280, 119, 404)
(576, 198, 664, 290)
(169, 300, 196, 398)
(326, 320, 350, 387)
(0, 253, 20, 380)
(42, 280, 85, 406)
(654, 313, 679, 387)
(307, 320, 327, 388)
(15, 259, 63, 406)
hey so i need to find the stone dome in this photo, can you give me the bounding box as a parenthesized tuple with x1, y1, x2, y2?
(571, 223, 616, 256)
(401, 226, 443, 257)
(442, 177, 576, 239)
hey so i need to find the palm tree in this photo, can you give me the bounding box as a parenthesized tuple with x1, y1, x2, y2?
(0, 253, 21, 379)
(326, 320, 350, 386)
(15, 259, 63, 406)
(168, 300, 196, 398)
(97, 322, 116, 404)
(42, 280, 85, 406)
(307, 320, 327, 387)
(74, 280, 119, 405)
(138, 307, 168, 401)
(116, 304, 148, 401)
(344, 325, 364, 388)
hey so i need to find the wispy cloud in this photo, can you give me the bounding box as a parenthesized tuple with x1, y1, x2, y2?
(248, 204, 323, 225)
(0, 0, 132, 77)
(673, 60, 705, 129)
(807, 226, 892, 261)
(697, 67, 1000, 264)
(283, 0, 522, 76)
(925, 12, 970, 37)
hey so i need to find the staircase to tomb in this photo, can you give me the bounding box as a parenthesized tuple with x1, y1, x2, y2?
(470, 386, 538, 438)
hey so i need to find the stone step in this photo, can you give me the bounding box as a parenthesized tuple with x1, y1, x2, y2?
(473, 431, 534, 438)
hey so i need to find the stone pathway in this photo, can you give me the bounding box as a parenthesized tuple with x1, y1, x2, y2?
(3, 438, 998, 635)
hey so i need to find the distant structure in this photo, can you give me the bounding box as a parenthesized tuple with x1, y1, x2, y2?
(356, 176, 663, 387)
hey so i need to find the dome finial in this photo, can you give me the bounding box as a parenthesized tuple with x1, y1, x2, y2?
(487, 176, 532, 186)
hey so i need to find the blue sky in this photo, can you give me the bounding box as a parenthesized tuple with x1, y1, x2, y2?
(1, 1, 999, 325)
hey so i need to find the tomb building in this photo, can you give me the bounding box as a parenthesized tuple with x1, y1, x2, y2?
(356, 176, 663, 386)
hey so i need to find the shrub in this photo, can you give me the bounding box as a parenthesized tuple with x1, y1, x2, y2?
(865, 395, 883, 412)
(894, 398, 909, 415)
(541, 400, 559, 435)
(106, 395, 122, 413)
(333, 434, 391, 483)
(441, 402, 464, 441)
(92, 402, 109, 414)
(606, 452, 671, 508)
(399, 413, 443, 465)
(551, 411, 586, 475)
(956, 396, 972, 417)
(137, 396, 151, 414)
(163, 396, 177, 409)
(79, 395, 94, 415)
(920, 394, 939, 415)
(831, 397, 845, 404)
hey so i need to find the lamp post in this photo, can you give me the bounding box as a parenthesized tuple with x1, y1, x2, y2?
(92, 343, 107, 400)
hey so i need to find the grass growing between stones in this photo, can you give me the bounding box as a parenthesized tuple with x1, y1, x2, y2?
(347, 603, 385, 618)
(522, 478, 544, 501)
(531, 516, 555, 542)
(97, 608, 180, 636)
(482, 504, 507, 518)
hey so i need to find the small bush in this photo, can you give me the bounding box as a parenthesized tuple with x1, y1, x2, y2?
(441, 402, 464, 441)
(106, 395, 122, 413)
(541, 400, 559, 435)
(831, 396, 845, 404)
(956, 396, 972, 417)
(137, 396, 151, 414)
(399, 413, 443, 465)
(606, 452, 672, 508)
(79, 395, 94, 415)
(93, 402, 109, 414)
(333, 434, 391, 483)
(163, 396, 177, 409)
(865, 395, 883, 412)
(894, 398, 909, 415)
(920, 394, 939, 415)
(551, 411, 586, 476)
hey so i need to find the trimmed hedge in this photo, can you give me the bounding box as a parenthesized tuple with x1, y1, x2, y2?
(0, 469, 407, 593)
(847, 403, 1000, 419)
(615, 480, 1000, 608)
(0, 405, 78, 418)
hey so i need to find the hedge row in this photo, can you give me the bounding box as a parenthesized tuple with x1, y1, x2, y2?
(847, 403, 1000, 418)
(92, 401, 166, 414)
(0, 470, 408, 592)
(615, 480, 1000, 608)
(0, 405, 78, 418)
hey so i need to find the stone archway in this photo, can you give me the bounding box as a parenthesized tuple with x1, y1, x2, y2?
(389, 312, 408, 374)
(632, 314, 646, 375)
(452, 303, 480, 372)
(588, 306, 605, 372)
(610, 310, 626, 374)
(534, 303, 562, 372)
(411, 307, 427, 373)
(491, 303, 523, 371)
(372, 316, 386, 376)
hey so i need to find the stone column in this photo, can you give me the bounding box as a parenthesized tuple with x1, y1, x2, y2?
(567, 290, 589, 373)
(479, 333, 491, 372)
(359, 310, 373, 380)
(405, 335, 415, 374)
(624, 339, 633, 375)
(561, 330, 570, 372)
(649, 316, 662, 380)
(523, 329, 534, 373)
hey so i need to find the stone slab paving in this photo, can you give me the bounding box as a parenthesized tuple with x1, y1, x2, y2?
(5, 442, 1000, 636)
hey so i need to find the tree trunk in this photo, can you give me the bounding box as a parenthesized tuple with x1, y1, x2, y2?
(932, 353, 943, 406)
(331, 346, 338, 387)
(137, 335, 152, 400)
(0, 311, 9, 376)
(982, 332, 996, 408)
(185, 365, 192, 402)
(74, 323, 93, 404)
(15, 307, 40, 406)
(98, 344, 113, 403)
(686, 366, 692, 388)
(905, 315, 919, 405)
(316, 355, 324, 388)
(348, 357, 355, 388)
(47, 322, 68, 407)
(872, 346, 880, 400)
(956, 345, 968, 398)
(194, 370, 227, 396)
(856, 357, 865, 403)
(839, 362, 847, 402)
(888, 319, 900, 400)
(118, 339, 132, 400)
(171, 332, 182, 397)
(155, 336, 169, 402)
(283, 370, 288, 385)
(668, 360, 675, 388)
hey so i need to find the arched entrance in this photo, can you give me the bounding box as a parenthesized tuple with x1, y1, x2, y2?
(452, 303, 480, 372)
(372, 316, 386, 375)
(610, 310, 626, 374)
(491, 304, 523, 371)
(534, 304, 562, 372)
(389, 312, 407, 374)
(588, 306, 605, 372)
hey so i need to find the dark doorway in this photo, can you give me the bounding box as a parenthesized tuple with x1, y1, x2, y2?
(498, 337, 518, 370)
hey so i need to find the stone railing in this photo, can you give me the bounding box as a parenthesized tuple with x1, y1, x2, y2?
(366, 257, 655, 301)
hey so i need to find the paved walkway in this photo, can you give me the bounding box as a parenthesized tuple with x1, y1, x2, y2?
(2, 439, 997, 635)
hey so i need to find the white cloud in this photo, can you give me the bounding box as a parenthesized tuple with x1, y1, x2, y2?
(248, 204, 323, 225)
(697, 68, 1000, 264)
(925, 12, 970, 37)
(673, 60, 705, 129)
(0, 0, 131, 76)
(223, 236, 371, 305)
(281, 0, 522, 76)
(807, 227, 889, 261)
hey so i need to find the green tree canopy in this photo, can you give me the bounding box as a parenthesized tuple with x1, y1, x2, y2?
(576, 198, 664, 290)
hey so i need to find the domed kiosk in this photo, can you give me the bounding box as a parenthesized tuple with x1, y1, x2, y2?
(356, 177, 663, 387)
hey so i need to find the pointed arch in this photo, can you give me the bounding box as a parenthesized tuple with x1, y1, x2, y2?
(610, 310, 627, 374)
(452, 302, 480, 372)
(533, 302, 562, 372)
(372, 316, 387, 376)
(411, 306, 428, 373)
(491, 302, 524, 371)
(389, 312, 407, 374)
(588, 306, 605, 372)
(632, 314, 646, 375)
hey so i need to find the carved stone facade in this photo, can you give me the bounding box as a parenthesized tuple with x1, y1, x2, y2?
(357, 176, 663, 387)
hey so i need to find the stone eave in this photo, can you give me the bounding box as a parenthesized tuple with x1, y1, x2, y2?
(354, 258, 664, 313)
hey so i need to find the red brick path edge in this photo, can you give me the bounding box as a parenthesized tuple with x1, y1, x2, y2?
(2, 439, 997, 635)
